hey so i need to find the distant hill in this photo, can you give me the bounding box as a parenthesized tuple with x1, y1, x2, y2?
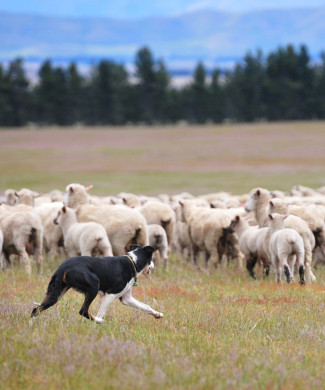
(1, 7, 325, 74)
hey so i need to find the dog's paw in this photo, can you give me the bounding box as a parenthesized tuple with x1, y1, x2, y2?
(154, 312, 164, 319)
(94, 316, 105, 324)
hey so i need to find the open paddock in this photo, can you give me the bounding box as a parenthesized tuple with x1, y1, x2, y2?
(1, 121, 325, 389)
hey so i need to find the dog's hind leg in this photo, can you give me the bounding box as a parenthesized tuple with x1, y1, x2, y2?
(120, 290, 164, 319)
(78, 273, 100, 321)
(31, 286, 70, 317)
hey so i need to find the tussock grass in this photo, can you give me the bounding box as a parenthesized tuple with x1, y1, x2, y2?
(2, 254, 325, 389)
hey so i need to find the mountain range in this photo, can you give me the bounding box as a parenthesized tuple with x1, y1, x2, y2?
(1, 7, 325, 76)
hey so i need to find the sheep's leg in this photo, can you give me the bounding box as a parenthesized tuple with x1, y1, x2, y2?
(102, 247, 113, 257)
(34, 230, 44, 274)
(20, 249, 32, 275)
(159, 248, 168, 268)
(273, 256, 282, 283)
(120, 290, 164, 319)
(191, 245, 200, 269)
(281, 254, 293, 283)
(305, 244, 316, 283)
(204, 251, 211, 270)
(296, 252, 306, 285)
(287, 254, 296, 282)
(246, 255, 257, 279)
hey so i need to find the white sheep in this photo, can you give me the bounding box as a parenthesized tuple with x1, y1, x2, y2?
(245, 188, 316, 283)
(268, 213, 305, 284)
(229, 215, 269, 278)
(179, 200, 240, 269)
(54, 205, 113, 257)
(64, 183, 149, 256)
(138, 201, 176, 252)
(0, 204, 44, 274)
(148, 224, 168, 268)
(15, 188, 41, 207)
(4, 189, 18, 206)
(268, 198, 316, 283)
(35, 202, 65, 257)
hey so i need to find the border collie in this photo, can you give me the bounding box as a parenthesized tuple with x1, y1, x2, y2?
(31, 245, 164, 323)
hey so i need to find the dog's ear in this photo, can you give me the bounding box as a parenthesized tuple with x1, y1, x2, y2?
(130, 244, 141, 251)
(143, 246, 155, 258)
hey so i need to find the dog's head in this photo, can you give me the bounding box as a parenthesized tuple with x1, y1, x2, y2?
(129, 244, 155, 275)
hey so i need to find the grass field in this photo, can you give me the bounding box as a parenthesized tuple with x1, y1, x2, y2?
(2, 122, 325, 389)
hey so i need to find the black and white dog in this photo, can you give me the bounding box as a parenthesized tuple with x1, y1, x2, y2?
(31, 245, 164, 323)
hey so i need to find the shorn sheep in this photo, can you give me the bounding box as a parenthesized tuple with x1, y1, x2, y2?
(54, 205, 113, 257)
(268, 213, 305, 284)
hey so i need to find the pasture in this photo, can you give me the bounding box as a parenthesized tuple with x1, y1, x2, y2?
(2, 121, 325, 389)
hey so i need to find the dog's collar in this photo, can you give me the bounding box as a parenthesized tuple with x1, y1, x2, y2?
(125, 255, 138, 286)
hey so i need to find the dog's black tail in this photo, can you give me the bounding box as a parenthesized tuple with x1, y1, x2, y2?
(31, 268, 66, 317)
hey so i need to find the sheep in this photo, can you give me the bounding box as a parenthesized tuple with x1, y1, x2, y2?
(245, 188, 316, 283)
(64, 183, 149, 256)
(178, 200, 240, 269)
(228, 215, 269, 278)
(174, 219, 192, 262)
(15, 188, 41, 207)
(138, 201, 176, 252)
(35, 202, 65, 257)
(217, 226, 243, 267)
(53, 205, 113, 257)
(148, 224, 168, 268)
(268, 198, 316, 282)
(268, 213, 305, 284)
(0, 204, 44, 274)
(64, 183, 93, 208)
(4, 189, 18, 206)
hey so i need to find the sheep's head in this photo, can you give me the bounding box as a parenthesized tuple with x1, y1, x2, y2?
(245, 188, 270, 212)
(64, 183, 92, 208)
(53, 206, 67, 225)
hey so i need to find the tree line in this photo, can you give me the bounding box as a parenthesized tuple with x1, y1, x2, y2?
(1, 44, 325, 126)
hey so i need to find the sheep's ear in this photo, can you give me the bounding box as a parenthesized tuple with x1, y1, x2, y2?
(69, 186, 74, 193)
(269, 201, 274, 207)
(235, 215, 240, 221)
(179, 200, 184, 207)
(62, 206, 67, 213)
(256, 190, 261, 196)
(33, 192, 41, 198)
(86, 185, 93, 191)
(210, 203, 215, 208)
(123, 198, 127, 204)
(15, 191, 19, 198)
(268, 214, 273, 220)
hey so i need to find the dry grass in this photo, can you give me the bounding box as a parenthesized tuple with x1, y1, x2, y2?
(2, 122, 325, 389)
(2, 255, 325, 390)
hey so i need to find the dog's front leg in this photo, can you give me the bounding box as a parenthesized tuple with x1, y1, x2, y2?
(120, 291, 164, 319)
(94, 293, 117, 323)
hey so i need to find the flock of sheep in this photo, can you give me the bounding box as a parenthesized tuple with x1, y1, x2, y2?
(1, 183, 325, 285)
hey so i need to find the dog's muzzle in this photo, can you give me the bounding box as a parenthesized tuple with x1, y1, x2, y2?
(144, 261, 155, 277)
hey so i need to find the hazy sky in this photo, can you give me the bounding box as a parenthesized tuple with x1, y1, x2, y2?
(0, 0, 324, 18)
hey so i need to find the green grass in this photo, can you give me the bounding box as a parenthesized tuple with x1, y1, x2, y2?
(2, 255, 325, 390)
